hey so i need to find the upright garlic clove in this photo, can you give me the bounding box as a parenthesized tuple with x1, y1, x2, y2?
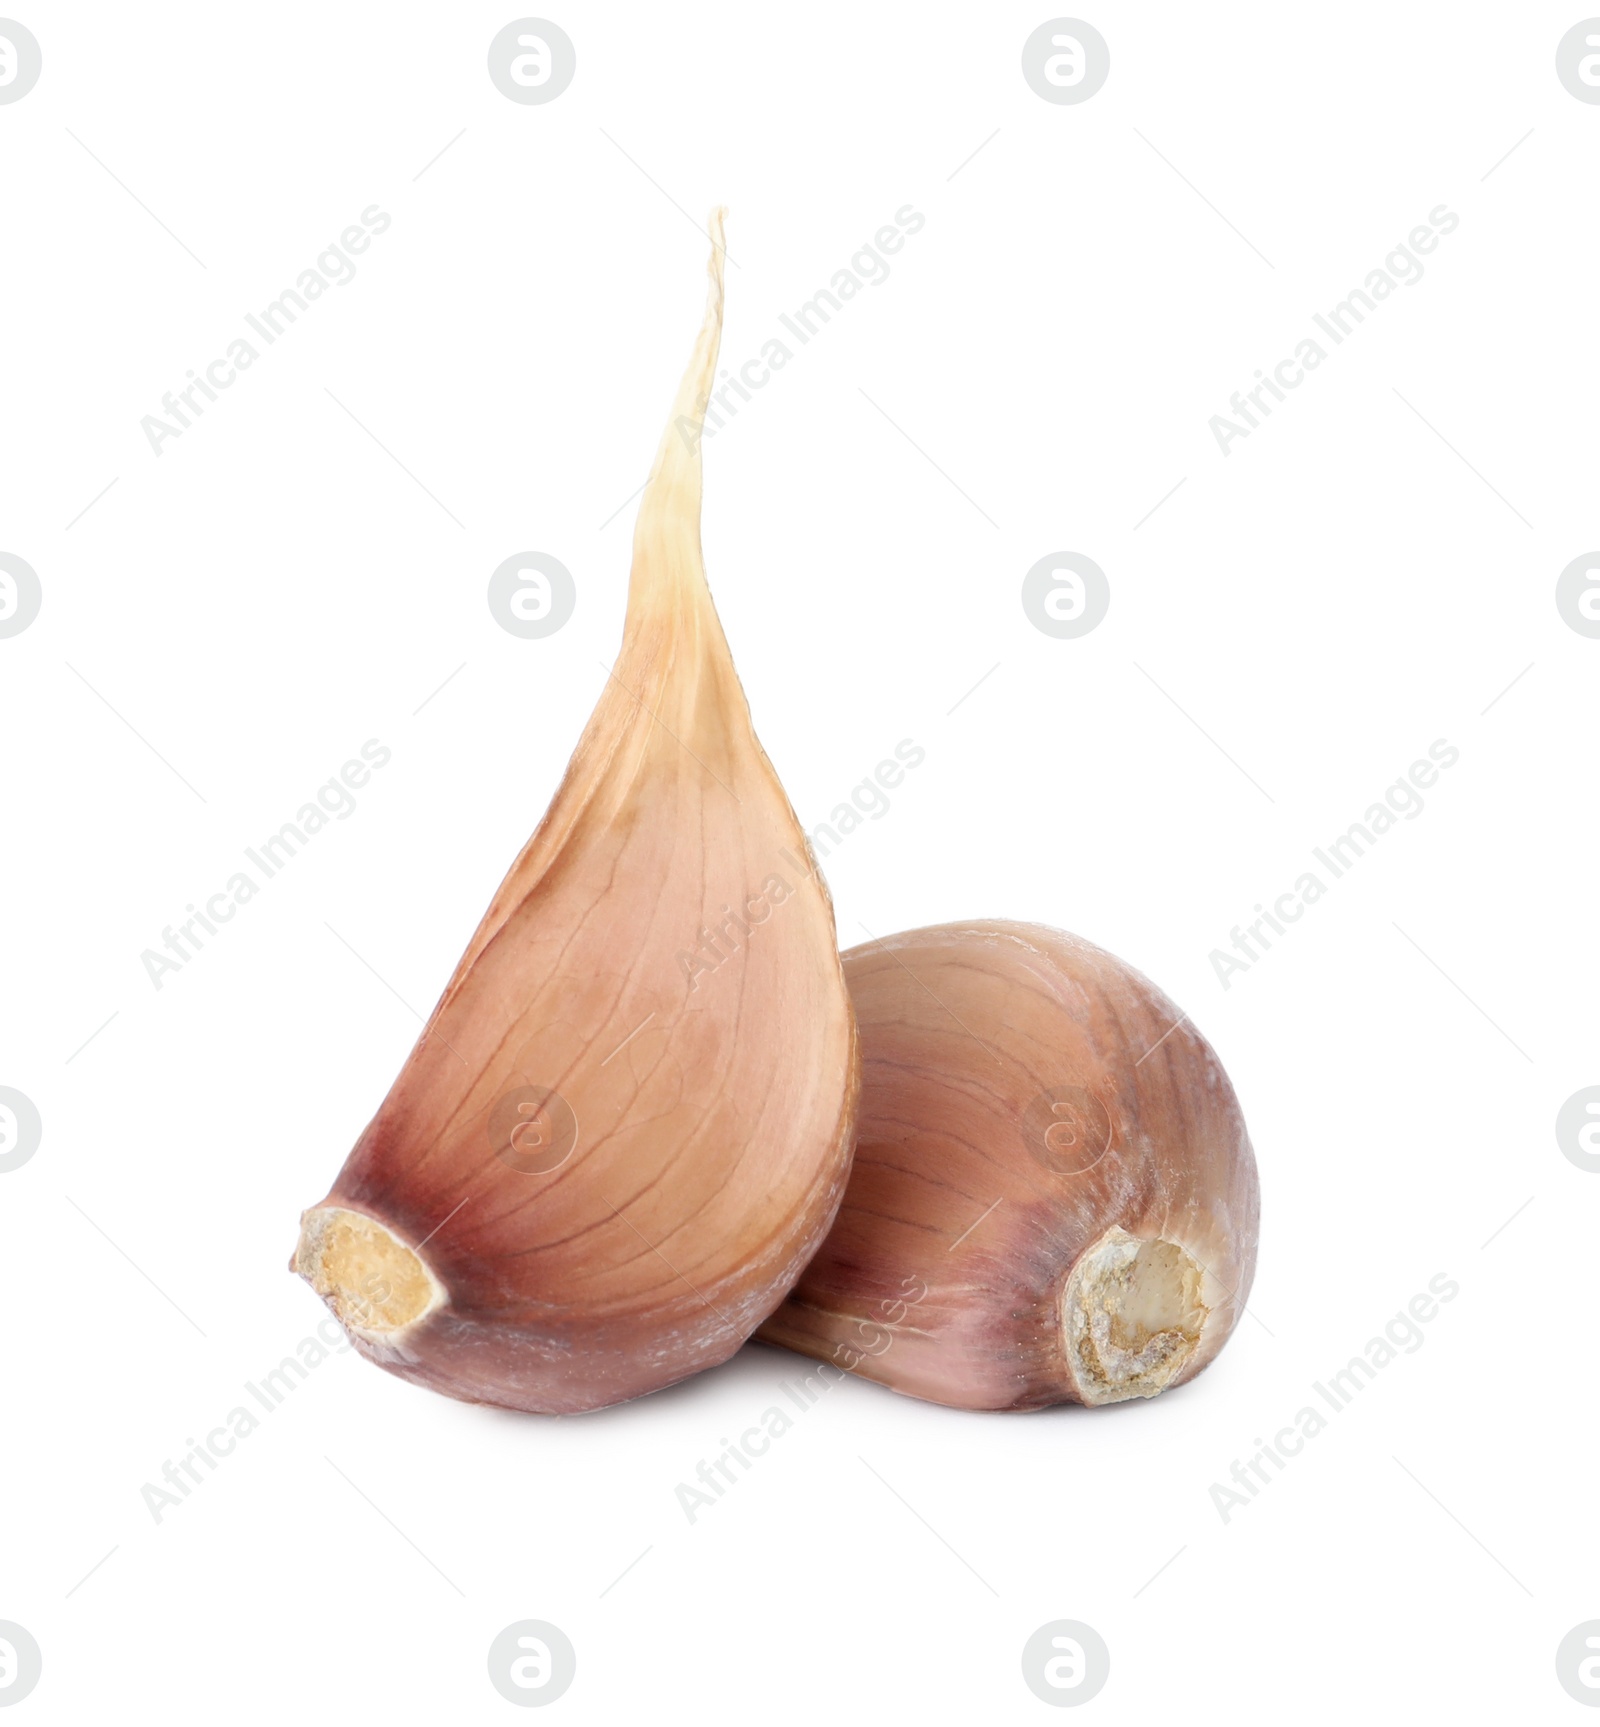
(294, 213, 859, 1414)
(759, 920, 1259, 1411)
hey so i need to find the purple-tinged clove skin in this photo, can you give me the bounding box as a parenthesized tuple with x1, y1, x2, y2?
(294, 214, 859, 1414)
(761, 920, 1259, 1411)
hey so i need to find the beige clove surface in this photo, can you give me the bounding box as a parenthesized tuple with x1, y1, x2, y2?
(759, 920, 1259, 1410)
(294, 214, 860, 1414)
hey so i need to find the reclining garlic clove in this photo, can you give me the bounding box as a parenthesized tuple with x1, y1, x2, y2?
(294, 212, 860, 1415)
(758, 919, 1259, 1411)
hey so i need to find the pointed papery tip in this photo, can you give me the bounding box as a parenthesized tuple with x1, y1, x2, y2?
(704, 207, 728, 321)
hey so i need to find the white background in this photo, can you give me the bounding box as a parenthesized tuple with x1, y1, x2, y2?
(2, 2, 1596, 1720)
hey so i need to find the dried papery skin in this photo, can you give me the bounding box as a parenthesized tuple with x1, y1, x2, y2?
(294, 212, 859, 1414)
(758, 921, 1259, 1411)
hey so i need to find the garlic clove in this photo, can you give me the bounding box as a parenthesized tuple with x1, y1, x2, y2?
(294, 212, 860, 1414)
(758, 920, 1258, 1411)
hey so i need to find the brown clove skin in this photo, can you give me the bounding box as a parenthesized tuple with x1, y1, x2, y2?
(759, 920, 1259, 1411)
(293, 215, 859, 1415)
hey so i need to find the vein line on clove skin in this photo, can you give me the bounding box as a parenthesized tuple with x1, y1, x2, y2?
(762, 921, 1258, 1411)
(856, 921, 1007, 1069)
(485, 938, 766, 1262)
(601, 1200, 742, 1334)
(598, 660, 744, 805)
(291, 213, 860, 1412)
(409, 886, 686, 1212)
(438, 904, 777, 1298)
